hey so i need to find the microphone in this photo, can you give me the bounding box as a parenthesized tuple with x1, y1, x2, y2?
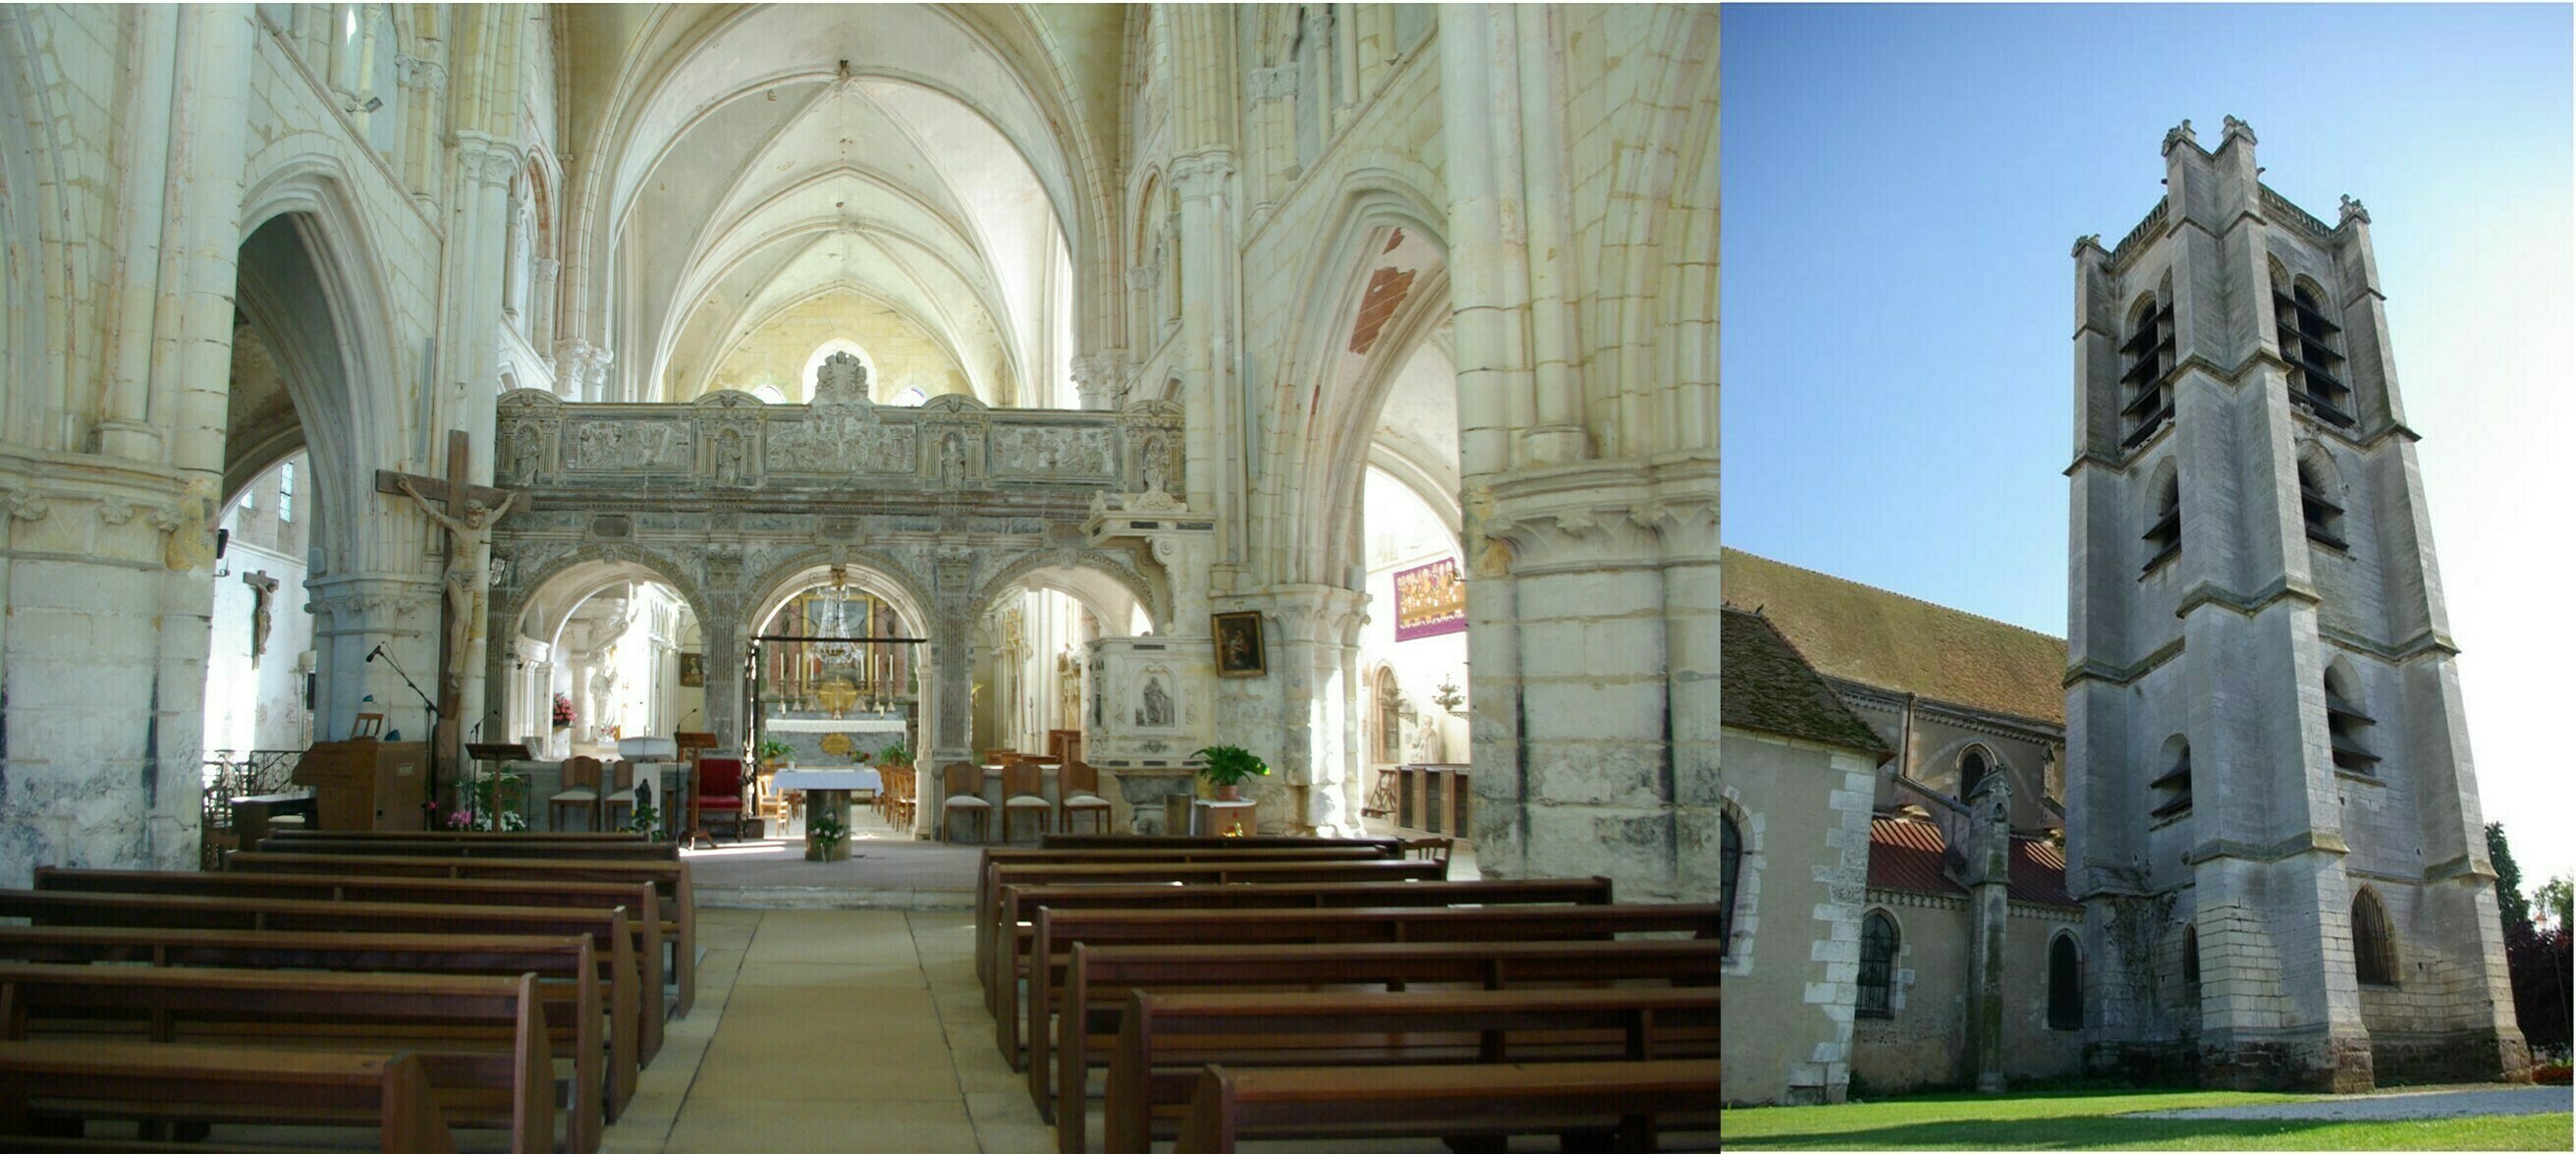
(366, 643, 384, 664)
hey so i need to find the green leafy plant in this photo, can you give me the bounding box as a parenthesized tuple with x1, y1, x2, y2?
(455, 768, 528, 832)
(754, 739, 794, 765)
(625, 797, 660, 838)
(1192, 745, 1271, 788)
(878, 743, 913, 769)
(807, 811, 849, 852)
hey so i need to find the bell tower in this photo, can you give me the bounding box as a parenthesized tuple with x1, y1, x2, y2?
(2063, 118, 2528, 1090)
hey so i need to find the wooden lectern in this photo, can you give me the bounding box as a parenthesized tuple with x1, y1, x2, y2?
(294, 741, 431, 831)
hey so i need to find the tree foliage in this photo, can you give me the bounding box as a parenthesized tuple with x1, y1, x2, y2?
(2488, 822, 2534, 933)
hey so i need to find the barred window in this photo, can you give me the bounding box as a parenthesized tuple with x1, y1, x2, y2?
(1720, 815, 1743, 959)
(1858, 910, 1897, 1017)
(2354, 889, 2399, 986)
(2048, 934, 2083, 1029)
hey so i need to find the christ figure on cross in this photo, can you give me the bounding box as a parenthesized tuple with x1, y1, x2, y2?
(397, 475, 520, 694)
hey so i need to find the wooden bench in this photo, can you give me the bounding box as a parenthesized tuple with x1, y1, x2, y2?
(1171, 1058, 1721, 1154)
(0, 890, 642, 1123)
(994, 876, 1617, 1067)
(265, 830, 650, 843)
(1052, 938, 1719, 1147)
(1038, 834, 1402, 854)
(222, 852, 697, 1017)
(1108, 987, 1719, 1154)
(0, 963, 555, 1154)
(254, 838, 681, 862)
(0, 1039, 458, 1153)
(31, 866, 666, 1066)
(1023, 904, 1721, 1096)
(976, 858, 1446, 1012)
(970, 848, 1408, 987)
(0, 925, 605, 1152)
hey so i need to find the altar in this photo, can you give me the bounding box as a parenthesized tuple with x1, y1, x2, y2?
(761, 715, 910, 767)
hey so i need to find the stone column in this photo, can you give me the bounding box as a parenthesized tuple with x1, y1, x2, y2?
(1169, 152, 1243, 576)
(305, 574, 442, 747)
(529, 257, 560, 357)
(1267, 584, 1366, 836)
(697, 601, 741, 753)
(1069, 353, 1124, 411)
(1966, 774, 2013, 1092)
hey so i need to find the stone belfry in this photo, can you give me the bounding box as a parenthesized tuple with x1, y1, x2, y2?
(2063, 118, 2528, 1091)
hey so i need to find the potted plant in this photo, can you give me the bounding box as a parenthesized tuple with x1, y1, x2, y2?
(878, 742, 913, 769)
(1192, 745, 1270, 802)
(754, 738, 795, 769)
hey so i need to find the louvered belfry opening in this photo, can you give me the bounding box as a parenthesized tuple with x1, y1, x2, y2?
(2276, 279, 2355, 426)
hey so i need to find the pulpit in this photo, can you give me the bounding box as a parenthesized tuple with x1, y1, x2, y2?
(293, 740, 430, 831)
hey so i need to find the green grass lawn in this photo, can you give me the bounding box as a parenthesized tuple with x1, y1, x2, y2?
(1720, 1087, 2575, 1150)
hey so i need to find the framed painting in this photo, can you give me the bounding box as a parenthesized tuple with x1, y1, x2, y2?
(678, 651, 706, 687)
(1212, 611, 1267, 678)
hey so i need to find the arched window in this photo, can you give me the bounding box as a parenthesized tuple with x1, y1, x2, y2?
(2142, 462, 2181, 573)
(2048, 933, 2083, 1029)
(801, 339, 877, 398)
(2275, 275, 2353, 426)
(1857, 910, 1897, 1017)
(2183, 923, 2201, 990)
(888, 386, 928, 408)
(2353, 888, 2398, 986)
(2297, 448, 2347, 548)
(750, 383, 787, 405)
(2119, 290, 2174, 447)
(2325, 661, 2378, 775)
(1373, 667, 1403, 762)
(2150, 736, 2192, 818)
(1720, 816, 1744, 959)
(1958, 748, 1991, 799)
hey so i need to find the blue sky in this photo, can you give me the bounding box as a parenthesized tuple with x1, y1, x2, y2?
(1723, 4, 2576, 881)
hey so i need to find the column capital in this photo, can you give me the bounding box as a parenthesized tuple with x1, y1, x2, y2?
(1169, 151, 1235, 199)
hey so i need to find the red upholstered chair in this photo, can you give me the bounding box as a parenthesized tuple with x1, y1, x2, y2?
(688, 757, 749, 846)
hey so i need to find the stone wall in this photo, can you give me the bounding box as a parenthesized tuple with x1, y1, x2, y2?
(677, 288, 978, 406)
(1718, 729, 1876, 1106)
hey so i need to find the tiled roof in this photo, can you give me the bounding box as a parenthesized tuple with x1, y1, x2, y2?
(1865, 817, 2079, 909)
(1720, 609, 1891, 756)
(1722, 549, 2069, 725)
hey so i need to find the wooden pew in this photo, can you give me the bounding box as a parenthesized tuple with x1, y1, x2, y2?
(265, 830, 649, 843)
(0, 1040, 459, 1153)
(1023, 904, 1721, 1097)
(1108, 988, 1719, 1154)
(0, 925, 604, 1151)
(253, 838, 680, 862)
(1038, 834, 1402, 855)
(0, 891, 641, 1122)
(975, 858, 1446, 1010)
(1171, 1059, 1721, 1154)
(970, 848, 1404, 985)
(223, 852, 698, 1017)
(1052, 938, 1719, 1146)
(0, 964, 555, 1154)
(31, 866, 666, 1065)
(994, 876, 1617, 1064)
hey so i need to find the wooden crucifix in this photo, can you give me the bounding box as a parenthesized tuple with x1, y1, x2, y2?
(375, 430, 525, 771)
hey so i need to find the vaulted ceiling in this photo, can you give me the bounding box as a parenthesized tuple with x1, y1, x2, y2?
(570, 5, 1121, 407)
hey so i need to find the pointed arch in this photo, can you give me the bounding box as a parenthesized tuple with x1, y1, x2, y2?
(2142, 456, 2181, 571)
(2049, 931, 2084, 1028)
(2352, 886, 2399, 986)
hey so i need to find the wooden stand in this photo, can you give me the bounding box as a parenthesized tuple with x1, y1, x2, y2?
(292, 741, 430, 831)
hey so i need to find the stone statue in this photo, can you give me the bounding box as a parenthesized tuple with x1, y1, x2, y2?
(243, 571, 279, 668)
(938, 431, 968, 490)
(1136, 675, 1173, 728)
(1140, 435, 1169, 493)
(1057, 649, 1083, 729)
(397, 475, 521, 694)
(589, 652, 622, 742)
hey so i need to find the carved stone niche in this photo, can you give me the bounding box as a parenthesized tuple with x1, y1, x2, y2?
(1082, 634, 1215, 831)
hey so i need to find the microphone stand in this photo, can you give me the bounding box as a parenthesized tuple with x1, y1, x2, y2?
(372, 646, 443, 819)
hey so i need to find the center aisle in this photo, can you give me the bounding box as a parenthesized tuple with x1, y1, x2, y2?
(600, 908, 1052, 1154)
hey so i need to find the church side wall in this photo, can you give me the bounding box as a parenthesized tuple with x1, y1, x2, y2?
(1852, 895, 2087, 1095)
(1717, 730, 1872, 1106)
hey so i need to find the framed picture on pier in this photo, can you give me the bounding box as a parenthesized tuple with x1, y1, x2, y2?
(678, 652, 705, 687)
(1212, 611, 1266, 678)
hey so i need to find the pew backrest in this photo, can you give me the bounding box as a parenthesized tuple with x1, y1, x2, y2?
(0, 1039, 460, 1154)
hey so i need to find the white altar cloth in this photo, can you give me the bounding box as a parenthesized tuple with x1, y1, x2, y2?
(765, 719, 907, 735)
(771, 769, 883, 793)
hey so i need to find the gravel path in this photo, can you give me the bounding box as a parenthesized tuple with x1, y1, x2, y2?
(2129, 1085, 2572, 1122)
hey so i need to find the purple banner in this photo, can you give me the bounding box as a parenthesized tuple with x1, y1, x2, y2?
(1394, 557, 1467, 641)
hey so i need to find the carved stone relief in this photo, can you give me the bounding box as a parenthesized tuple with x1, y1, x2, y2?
(565, 419, 692, 472)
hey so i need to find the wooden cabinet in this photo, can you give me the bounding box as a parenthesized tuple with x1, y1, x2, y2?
(292, 741, 430, 831)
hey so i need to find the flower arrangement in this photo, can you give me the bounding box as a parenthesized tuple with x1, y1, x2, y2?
(805, 810, 850, 860)
(552, 692, 575, 728)
(625, 797, 661, 838)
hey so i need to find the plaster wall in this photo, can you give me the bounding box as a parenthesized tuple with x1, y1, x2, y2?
(1717, 729, 1875, 1106)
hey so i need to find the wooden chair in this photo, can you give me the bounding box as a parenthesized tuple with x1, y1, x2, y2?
(687, 757, 749, 846)
(549, 756, 602, 831)
(939, 761, 992, 844)
(1058, 761, 1114, 835)
(600, 760, 638, 831)
(1400, 836, 1453, 869)
(1002, 758, 1052, 843)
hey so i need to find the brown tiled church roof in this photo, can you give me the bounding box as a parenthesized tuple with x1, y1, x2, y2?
(1865, 816, 2078, 909)
(1722, 549, 2068, 725)
(1721, 608, 1891, 756)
